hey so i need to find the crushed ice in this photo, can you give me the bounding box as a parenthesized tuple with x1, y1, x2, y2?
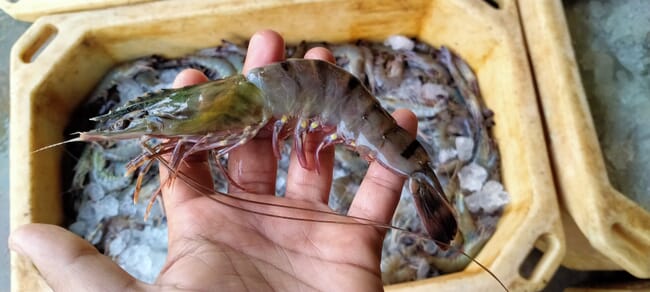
(458, 162, 488, 192)
(465, 180, 510, 213)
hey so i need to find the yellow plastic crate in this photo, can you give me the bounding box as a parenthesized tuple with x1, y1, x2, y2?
(5, 0, 565, 291)
(518, 0, 650, 278)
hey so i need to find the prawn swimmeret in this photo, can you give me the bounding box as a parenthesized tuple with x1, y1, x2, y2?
(72, 59, 460, 246)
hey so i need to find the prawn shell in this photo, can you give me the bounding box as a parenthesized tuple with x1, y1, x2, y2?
(82, 75, 269, 141)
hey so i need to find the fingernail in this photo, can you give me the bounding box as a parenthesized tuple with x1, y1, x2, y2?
(249, 32, 264, 48)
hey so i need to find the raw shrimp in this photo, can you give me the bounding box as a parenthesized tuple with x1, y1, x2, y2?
(47, 41, 508, 290)
(89, 145, 133, 192)
(70, 59, 460, 246)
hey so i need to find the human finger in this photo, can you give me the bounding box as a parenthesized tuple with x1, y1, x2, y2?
(159, 69, 214, 213)
(303, 47, 336, 63)
(8, 224, 142, 291)
(228, 29, 285, 195)
(241, 29, 286, 74)
(348, 109, 418, 224)
(284, 47, 336, 203)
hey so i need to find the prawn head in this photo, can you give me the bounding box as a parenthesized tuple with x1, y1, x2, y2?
(80, 75, 269, 141)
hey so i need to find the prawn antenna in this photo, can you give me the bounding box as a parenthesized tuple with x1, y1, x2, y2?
(154, 155, 508, 291)
(32, 137, 85, 154)
(444, 246, 508, 292)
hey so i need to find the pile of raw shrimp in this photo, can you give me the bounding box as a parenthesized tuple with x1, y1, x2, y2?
(63, 36, 508, 284)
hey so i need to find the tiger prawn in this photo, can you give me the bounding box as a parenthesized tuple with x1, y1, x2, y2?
(58, 59, 461, 246)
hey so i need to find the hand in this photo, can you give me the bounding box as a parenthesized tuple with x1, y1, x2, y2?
(9, 30, 418, 292)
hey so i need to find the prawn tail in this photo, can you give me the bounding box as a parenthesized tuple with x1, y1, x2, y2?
(408, 165, 459, 248)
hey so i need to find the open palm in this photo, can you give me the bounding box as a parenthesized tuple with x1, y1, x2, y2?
(9, 30, 417, 292)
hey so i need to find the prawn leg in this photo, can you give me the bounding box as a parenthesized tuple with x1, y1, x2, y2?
(133, 159, 155, 204)
(293, 118, 311, 170)
(272, 118, 288, 158)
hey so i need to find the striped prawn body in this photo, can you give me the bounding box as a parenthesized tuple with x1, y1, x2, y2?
(80, 59, 459, 246)
(250, 60, 426, 174)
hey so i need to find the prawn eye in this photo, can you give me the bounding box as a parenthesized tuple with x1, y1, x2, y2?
(112, 119, 131, 131)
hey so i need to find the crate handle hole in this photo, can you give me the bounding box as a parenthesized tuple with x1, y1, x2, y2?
(518, 233, 561, 281)
(20, 24, 58, 64)
(483, 0, 500, 9)
(6, 0, 20, 3)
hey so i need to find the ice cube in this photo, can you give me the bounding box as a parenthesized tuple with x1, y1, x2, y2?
(118, 244, 154, 283)
(94, 196, 119, 220)
(108, 236, 127, 256)
(437, 148, 457, 163)
(149, 251, 167, 281)
(117, 78, 145, 101)
(384, 35, 415, 51)
(458, 163, 488, 192)
(69, 221, 87, 236)
(158, 69, 181, 86)
(455, 136, 475, 162)
(77, 201, 96, 222)
(119, 195, 137, 216)
(84, 182, 105, 201)
(142, 225, 168, 247)
(464, 180, 510, 213)
(482, 180, 504, 194)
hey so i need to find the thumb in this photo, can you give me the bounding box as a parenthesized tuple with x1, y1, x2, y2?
(9, 224, 142, 291)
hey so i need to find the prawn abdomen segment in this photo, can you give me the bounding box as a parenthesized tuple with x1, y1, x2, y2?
(247, 59, 375, 166)
(246, 59, 363, 120)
